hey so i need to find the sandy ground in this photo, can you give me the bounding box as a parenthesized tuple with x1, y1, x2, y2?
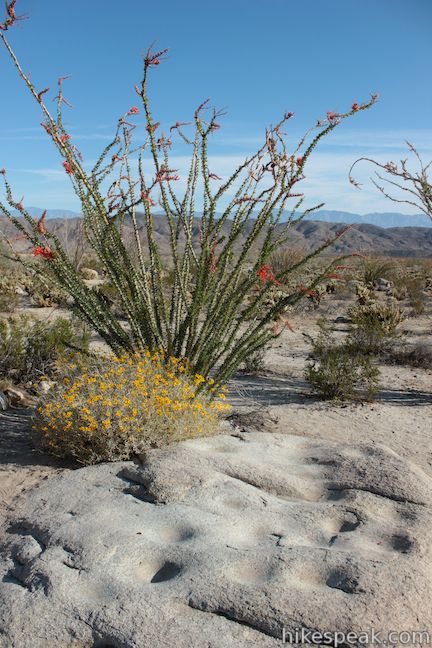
(0, 305, 431, 543)
(230, 311, 432, 475)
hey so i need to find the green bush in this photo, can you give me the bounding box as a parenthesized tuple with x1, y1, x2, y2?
(348, 301, 405, 354)
(360, 257, 397, 287)
(0, 315, 89, 385)
(305, 325, 381, 401)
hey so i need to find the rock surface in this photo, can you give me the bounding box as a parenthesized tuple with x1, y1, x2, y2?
(1, 430, 432, 648)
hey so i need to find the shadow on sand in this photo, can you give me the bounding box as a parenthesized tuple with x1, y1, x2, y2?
(0, 409, 73, 469)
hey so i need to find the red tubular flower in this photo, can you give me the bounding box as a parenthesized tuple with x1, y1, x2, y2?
(63, 161, 73, 174)
(282, 318, 295, 333)
(16, 198, 24, 212)
(351, 102, 359, 111)
(0, 0, 27, 30)
(325, 273, 343, 280)
(296, 157, 304, 166)
(33, 246, 55, 260)
(257, 265, 282, 286)
(37, 209, 48, 234)
(146, 121, 160, 133)
(141, 190, 156, 207)
(145, 48, 169, 68)
(60, 134, 71, 143)
(156, 168, 179, 182)
(128, 106, 139, 115)
(327, 111, 337, 120)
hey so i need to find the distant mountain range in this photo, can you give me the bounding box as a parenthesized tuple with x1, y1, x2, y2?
(2, 211, 432, 258)
(5, 207, 431, 229)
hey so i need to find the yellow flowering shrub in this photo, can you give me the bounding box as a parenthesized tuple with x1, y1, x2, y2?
(32, 352, 230, 464)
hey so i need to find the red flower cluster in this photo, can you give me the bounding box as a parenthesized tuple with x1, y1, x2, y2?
(0, 0, 27, 31)
(63, 161, 73, 174)
(145, 48, 169, 68)
(351, 102, 360, 111)
(141, 190, 156, 207)
(156, 169, 179, 182)
(33, 246, 55, 260)
(146, 121, 160, 134)
(257, 265, 281, 285)
(128, 106, 139, 115)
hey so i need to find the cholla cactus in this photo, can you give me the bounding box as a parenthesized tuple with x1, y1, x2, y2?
(0, 2, 377, 390)
(355, 282, 376, 305)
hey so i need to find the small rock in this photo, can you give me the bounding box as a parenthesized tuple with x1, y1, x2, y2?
(13, 536, 43, 565)
(79, 267, 99, 280)
(4, 387, 32, 407)
(375, 277, 392, 291)
(38, 380, 54, 395)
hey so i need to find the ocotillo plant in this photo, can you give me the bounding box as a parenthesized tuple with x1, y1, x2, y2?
(0, 2, 377, 390)
(349, 142, 432, 220)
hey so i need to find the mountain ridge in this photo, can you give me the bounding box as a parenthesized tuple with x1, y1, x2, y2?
(2, 207, 431, 229)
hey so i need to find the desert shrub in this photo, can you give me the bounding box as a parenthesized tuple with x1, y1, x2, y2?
(0, 291, 19, 312)
(269, 246, 307, 279)
(0, 7, 377, 391)
(305, 326, 380, 401)
(33, 352, 230, 464)
(391, 273, 428, 315)
(348, 301, 405, 354)
(360, 257, 397, 287)
(0, 315, 89, 385)
(29, 285, 68, 307)
(0, 271, 21, 311)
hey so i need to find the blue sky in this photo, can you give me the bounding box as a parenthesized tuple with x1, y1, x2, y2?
(0, 0, 431, 215)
